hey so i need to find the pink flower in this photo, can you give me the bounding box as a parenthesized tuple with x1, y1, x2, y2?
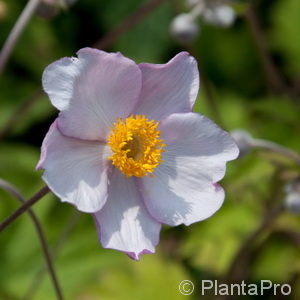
(37, 48, 238, 260)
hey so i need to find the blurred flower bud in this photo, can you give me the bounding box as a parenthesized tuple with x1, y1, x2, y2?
(203, 5, 235, 27)
(230, 129, 253, 157)
(285, 180, 300, 214)
(0, 1, 8, 21)
(285, 193, 300, 214)
(170, 13, 199, 44)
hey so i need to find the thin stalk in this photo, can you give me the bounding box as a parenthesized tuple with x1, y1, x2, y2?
(251, 138, 300, 167)
(0, 185, 49, 233)
(23, 211, 81, 300)
(189, 1, 205, 21)
(93, 0, 167, 50)
(224, 204, 284, 283)
(0, 179, 63, 300)
(0, 0, 40, 74)
(244, 4, 287, 94)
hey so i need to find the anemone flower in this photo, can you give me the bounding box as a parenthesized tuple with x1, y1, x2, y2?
(37, 48, 238, 260)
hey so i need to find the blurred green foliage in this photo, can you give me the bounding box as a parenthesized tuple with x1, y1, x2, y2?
(0, 0, 300, 299)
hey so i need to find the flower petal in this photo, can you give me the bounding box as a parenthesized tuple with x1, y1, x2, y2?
(94, 169, 161, 260)
(133, 52, 199, 121)
(42, 48, 142, 140)
(141, 113, 239, 226)
(37, 120, 111, 213)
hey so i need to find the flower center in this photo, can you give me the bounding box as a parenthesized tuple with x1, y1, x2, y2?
(108, 115, 165, 177)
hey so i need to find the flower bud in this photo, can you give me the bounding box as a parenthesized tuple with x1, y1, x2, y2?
(285, 193, 300, 214)
(230, 129, 253, 157)
(285, 180, 300, 214)
(203, 5, 235, 27)
(170, 13, 199, 44)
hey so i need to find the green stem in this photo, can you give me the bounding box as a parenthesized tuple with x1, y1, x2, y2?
(0, 180, 63, 299)
(0, 0, 41, 74)
(0, 185, 49, 233)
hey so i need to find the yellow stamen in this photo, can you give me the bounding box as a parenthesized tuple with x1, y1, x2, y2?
(108, 115, 165, 177)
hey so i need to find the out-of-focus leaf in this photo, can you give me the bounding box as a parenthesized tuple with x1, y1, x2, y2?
(195, 23, 264, 96)
(100, 0, 174, 63)
(252, 234, 300, 282)
(75, 255, 189, 300)
(181, 202, 259, 275)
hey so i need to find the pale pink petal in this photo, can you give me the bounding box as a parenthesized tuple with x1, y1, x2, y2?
(140, 113, 239, 226)
(42, 48, 142, 141)
(94, 169, 161, 260)
(133, 52, 199, 121)
(37, 120, 111, 213)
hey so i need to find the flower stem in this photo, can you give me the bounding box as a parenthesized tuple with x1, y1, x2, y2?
(225, 204, 284, 283)
(24, 211, 81, 299)
(94, 0, 167, 50)
(189, 1, 205, 21)
(0, 180, 63, 300)
(251, 138, 300, 167)
(244, 3, 288, 94)
(0, 0, 40, 74)
(0, 185, 49, 233)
